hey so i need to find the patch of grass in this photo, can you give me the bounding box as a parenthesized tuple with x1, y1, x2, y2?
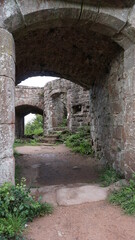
(64, 126, 94, 156)
(14, 149, 21, 158)
(109, 174, 135, 215)
(0, 179, 53, 239)
(99, 166, 123, 187)
(14, 139, 39, 148)
(15, 165, 22, 184)
(57, 130, 71, 143)
(58, 118, 67, 127)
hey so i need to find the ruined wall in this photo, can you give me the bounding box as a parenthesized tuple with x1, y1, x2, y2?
(67, 84, 90, 132)
(15, 80, 90, 136)
(15, 86, 44, 138)
(44, 79, 90, 134)
(15, 86, 44, 110)
(89, 48, 135, 178)
(1, 0, 135, 185)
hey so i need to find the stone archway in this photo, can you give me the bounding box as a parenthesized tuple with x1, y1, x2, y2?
(15, 85, 44, 138)
(0, 0, 135, 184)
(15, 105, 43, 138)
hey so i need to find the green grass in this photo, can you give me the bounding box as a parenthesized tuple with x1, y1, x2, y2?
(108, 174, 135, 215)
(58, 118, 67, 127)
(14, 149, 21, 158)
(99, 166, 122, 187)
(64, 126, 94, 156)
(15, 165, 22, 184)
(14, 139, 39, 148)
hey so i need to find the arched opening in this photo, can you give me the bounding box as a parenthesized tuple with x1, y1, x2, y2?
(1, 1, 135, 186)
(1, 2, 135, 238)
(15, 105, 43, 138)
(13, 12, 125, 178)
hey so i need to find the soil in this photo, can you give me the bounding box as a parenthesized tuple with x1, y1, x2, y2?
(15, 144, 135, 240)
(25, 201, 135, 240)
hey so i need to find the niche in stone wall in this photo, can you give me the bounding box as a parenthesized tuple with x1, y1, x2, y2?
(51, 92, 67, 128)
(72, 104, 82, 114)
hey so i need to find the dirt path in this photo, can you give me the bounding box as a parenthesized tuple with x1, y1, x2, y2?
(15, 144, 100, 187)
(15, 144, 135, 240)
(25, 201, 135, 240)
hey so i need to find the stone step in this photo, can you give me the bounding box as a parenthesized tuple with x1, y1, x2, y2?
(44, 135, 60, 139)
(50, 127, 68, 132)
(41, 135, 60, 144)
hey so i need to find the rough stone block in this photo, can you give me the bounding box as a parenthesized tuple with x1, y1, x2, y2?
(0, 157, 15, 185)
(0, 124, 14, 159)
(0, 53, 15, 80)
(0, 0, 24, 32)
(111, 102, 122, 114)
(0, 77, 15, 124)
(0, 28, 15, 61)
(94, 7, 129, 36)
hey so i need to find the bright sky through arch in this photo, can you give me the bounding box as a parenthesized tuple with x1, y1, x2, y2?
(19, 76, 58, 87)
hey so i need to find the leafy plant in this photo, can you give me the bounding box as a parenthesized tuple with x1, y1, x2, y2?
(0, 179, 53, 239)
(0, 214, 26, 239)
(99, 166, 122, 187)
(109, 174, 135, 215)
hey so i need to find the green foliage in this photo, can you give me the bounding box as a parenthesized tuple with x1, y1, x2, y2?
(109, 175, 135, 215)
(14, 139, 39, 148)
(64, 126, 94, 155)
(25, 115, 43, 136)
(13, 150, 21, 158)
(0, 179, 53, 239)
(100, 166, 122, 187)
(58, 118, 67, 127)
(0, 214, 26, 239)
(15, 165, 22, 185)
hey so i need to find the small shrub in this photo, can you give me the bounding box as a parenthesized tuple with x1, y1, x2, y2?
(109, 174, 135, 215)
(99, 166, 122, 187)
(0, 179, 53, 239)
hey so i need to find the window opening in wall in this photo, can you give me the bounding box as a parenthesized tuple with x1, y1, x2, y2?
(72, 104, 82, 114)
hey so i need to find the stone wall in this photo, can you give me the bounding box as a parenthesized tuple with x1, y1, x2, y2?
(15, 86, 44, 138)
(15, 86, 44, 110)
(1, 0, 135, 184)
(89, 47, 135, 178)
(44, 79, 90, 134)
(67, 84, 90, 132)
(15, 80, 90, 136)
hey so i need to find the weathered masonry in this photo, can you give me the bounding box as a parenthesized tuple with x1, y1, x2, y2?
(44, 79, 90, 134)
(15, 79, 90, 137)
(0, 0, 135, 185)
(15, 86, 44, 138)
